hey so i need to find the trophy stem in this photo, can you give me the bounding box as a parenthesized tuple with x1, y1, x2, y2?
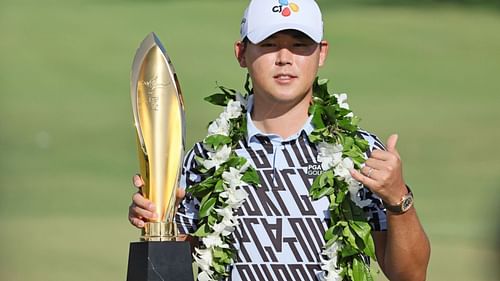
(141, 221, 178, 241)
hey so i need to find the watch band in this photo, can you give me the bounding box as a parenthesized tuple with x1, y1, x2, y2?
(383, 185, 414, 214)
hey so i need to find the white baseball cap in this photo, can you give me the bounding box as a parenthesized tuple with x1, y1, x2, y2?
(240, 0, 323, 44)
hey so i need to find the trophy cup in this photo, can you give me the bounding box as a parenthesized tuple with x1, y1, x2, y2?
(126, 32, 193, 281)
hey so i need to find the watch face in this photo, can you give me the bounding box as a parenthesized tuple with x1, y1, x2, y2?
(401, 196, 413, 212)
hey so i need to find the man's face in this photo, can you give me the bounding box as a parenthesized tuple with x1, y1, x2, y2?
(235, 30, 328, 108)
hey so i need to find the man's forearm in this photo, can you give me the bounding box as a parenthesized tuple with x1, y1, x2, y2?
(383, 207, 431, 281)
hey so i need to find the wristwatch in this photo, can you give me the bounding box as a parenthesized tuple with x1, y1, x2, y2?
(383, 186, 414, 214)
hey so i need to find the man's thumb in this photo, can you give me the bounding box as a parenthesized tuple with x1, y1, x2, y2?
(387, 134, 399, 153)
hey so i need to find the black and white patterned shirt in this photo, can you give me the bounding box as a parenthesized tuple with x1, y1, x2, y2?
(176, 97, 387, 281)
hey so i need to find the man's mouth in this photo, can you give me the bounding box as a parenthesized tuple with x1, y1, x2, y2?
(274, 74, 297, 81)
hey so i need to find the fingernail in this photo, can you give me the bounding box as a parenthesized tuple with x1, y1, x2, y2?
(151, 213, 158, 219)
(138, 221, 144, 227)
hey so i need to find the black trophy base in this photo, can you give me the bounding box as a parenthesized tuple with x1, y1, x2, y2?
(126, 241, 194, 281)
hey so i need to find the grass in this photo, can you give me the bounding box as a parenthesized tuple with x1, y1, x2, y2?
(1, 0, 499, 280)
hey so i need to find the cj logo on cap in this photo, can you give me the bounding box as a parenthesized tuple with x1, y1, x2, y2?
(272, 0, 299, 17)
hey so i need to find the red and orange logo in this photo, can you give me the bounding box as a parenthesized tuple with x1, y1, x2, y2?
(272, 0, 299, 17)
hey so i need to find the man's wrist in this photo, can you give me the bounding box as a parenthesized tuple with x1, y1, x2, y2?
(383, 185, 414, 215)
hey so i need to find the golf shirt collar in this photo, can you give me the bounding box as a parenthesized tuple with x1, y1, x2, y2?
(245, 94, 314, 144)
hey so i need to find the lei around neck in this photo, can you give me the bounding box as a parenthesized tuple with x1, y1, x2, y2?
(186, 77, 377, 281)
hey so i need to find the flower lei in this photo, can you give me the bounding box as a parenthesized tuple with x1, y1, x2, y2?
(186, 77, 376, 281)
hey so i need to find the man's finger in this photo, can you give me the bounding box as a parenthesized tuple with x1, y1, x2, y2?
(364, 158, 387, 170)
(132, 192, 156, 212)
(130, 203, 158, 220)
(386, 134, 399, 154)
(175, 188, 186, 211)
(370, 149, 394, 161)
(133, 174, 145, 189)
(129, 217, 145, 228)
(350, 168, 378, 190)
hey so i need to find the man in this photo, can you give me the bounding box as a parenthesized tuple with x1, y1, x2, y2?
(128, 0, 430, 280)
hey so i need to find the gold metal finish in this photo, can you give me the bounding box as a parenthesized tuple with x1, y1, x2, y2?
(131, 33, 185, 241)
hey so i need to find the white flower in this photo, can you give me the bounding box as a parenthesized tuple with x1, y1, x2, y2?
(347, 178, 372, 208)
(220, 186, 248, 208)
(320, 241, 343, 281)
(207, 116, 230, 136)
(222, 167, 244, 188)
(215, 208, 238, 224)
(334, 93, 349, 110)
(202, 233, 229, 249)
(317, 142, 343, 170)
(203, 145, 231, 170)
(194, 248, 213, 272)
(323, 240, 342, 258)
(213, 221, 235, 236)
(223, 100, 242, 119)
(320, 268, 342, 281)
(212, 207, 240, 236)
(197, 270, 215, 281)
(333, 158, 354, 181)
(334, 93, 354, 117)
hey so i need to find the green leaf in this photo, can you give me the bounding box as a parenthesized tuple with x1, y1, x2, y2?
(213, 260, 226, 274)
(324, 226, 336, 241)
(214, 179, 225, 192)
(324, 105, 338, 121)
(317, 78, 329, 86)
(320, 170, 335, 186)
(223, 155, 241, 168)
(335, 189, 347, 205)
(192, 222, 211, 237)
(199, 196, 217, 218)
(244, 73, 252, 94)
(242, 166, 260, 185)
(340, 241, 358, 257)
(204, 93, 227, 106)
(350, 221, 371, 241)
(338, 118, 357, 132)
(338, 108, 352, 118)
(207, 213, 218, 226)
(313, 77, 329, 100)
(310, 170, 335, 199)
(342, 225, 359, 252)
(218, 85, 237, 96)
(352, 256, 368, 281)
(351, 116, 361, 127)
(342, 136, 355, 151)
(354, 137, 369, 153)
(350, 221, 376, 259)
(204, 134, 232, 149)
(309, 128, 329, 143)
(311, 106, 326, 129)
(186, 176, 218, 197)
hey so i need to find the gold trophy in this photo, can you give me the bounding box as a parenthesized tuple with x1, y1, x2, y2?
(127, 32, 193, 281)
(131, 32, 185, 241)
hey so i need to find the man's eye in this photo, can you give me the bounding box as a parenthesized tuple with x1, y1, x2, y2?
(294, 41, 312, 47)
(260, 43, 276, 47)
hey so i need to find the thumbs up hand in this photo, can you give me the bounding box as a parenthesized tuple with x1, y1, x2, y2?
(350, 134, 408, 206)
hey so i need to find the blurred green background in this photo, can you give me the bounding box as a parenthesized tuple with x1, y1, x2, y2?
(1, 0, 499, 280)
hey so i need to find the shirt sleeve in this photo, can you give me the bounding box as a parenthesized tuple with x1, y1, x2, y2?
(175, 142, 206, 235)
(357, 130, 388, 231)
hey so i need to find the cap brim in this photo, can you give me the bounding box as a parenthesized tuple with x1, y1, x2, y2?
(246, 23, 322, 44)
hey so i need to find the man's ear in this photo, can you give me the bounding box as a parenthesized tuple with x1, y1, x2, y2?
(318, 40, 329, 67)
(234, 41, 247, 67)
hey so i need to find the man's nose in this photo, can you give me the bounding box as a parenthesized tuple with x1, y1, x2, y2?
(275, 47, 293, 66)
